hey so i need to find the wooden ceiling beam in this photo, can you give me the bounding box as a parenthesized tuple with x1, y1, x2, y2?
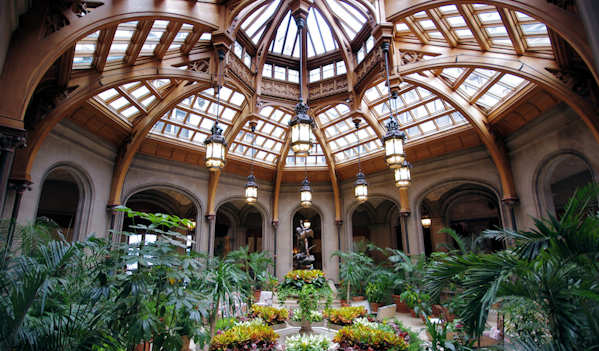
(155, 22, 183, 59)
(181, 24, 205, 55)
(272, 137, 291, 224)
(94, 26, 117, 73)
(458, 4, 490, 51)
(498, 8, 525, 55)
(57, 46, 75, 88)
(403, 17, 429, 45)
(426, 9, 458, 47)
(125, 20, 154, 66)
(469, 72, 502, 102)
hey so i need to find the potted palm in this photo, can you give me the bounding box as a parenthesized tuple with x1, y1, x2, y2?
(331, 249, 373, 302)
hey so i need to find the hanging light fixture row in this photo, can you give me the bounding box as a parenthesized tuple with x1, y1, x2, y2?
(245, 120, 259, 204)
(381, 42, 412, 188)
(205, 50, 227, 171)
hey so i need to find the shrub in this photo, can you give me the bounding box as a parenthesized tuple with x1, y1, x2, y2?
(279, 270, 327, 299)
(324, 306, 367, 325)
(214, 317, 237, 332)
(209, 321, 278, 351)
(286, 334, 331, 351)
(249, 305, 289, 325)
(333, 323, 408, 351)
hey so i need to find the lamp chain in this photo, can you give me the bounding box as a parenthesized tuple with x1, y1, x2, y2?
(382, 43, 396, 125)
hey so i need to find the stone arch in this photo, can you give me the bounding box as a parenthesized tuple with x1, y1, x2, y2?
(36, 162, 94, 241)
(121, 183, 204, 251)
(534, 150, 597, 217)
(413, 178, 505, 254)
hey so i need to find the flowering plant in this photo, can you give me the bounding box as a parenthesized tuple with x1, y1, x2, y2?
(333, 323, 408, 351)
(324, 306, 367, 326)
(209, 320, 278, 351)
(249, 305, 289, 325)
(285, 334, 331, 351)
(290, 309, 323, 322)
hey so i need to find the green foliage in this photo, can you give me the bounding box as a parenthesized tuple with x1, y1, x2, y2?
(214, 317, 237, 332)
(208, 321, 278, 351)
(331, 249, 374, 300)
(277, 269, 332, 307)
(324, 306, 367, 326)
(424, 183, 599, 350)
(333, 323, 408, 351)
(249, 305, 288, 325)
(227, 246, 274, 293)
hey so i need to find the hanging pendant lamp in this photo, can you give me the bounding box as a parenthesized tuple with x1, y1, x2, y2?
(245, 121, 258, 204)
(353, 118, 368, 203)
(205, 50, 227, 171)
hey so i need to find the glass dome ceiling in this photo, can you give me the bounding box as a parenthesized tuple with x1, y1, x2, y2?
(74, 1, 554, 173)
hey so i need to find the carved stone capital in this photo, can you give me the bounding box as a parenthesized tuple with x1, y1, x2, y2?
(502, 197, 520, 208)
(272, 220, 280, 229)
(400, 210, 411, 217)
(8, 179, 33, 194)
(335, 219, 343, 227)
(206, 214, 216, 221)
(0, 128, 27, 152)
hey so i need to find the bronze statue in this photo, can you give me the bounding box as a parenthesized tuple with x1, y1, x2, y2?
(294, 220, 315, 269)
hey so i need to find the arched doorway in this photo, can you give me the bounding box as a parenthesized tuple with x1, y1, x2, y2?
(36, 166, 90, 242)
(351, 198, 402, 262)
(214, 200, 263, 257)
(419, 182, 503, 254)
(292, 208, 322, 270)
(123, 187, 199, 255)
(537, 153, 596, 218)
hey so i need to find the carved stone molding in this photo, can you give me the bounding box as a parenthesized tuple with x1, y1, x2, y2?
(261, 78, 300, 100)
(309, 76, 349, 100)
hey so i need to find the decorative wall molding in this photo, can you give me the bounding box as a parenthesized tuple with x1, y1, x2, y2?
(261, 78, 300, 101)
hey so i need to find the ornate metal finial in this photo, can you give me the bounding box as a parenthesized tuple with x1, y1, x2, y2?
(383, 119, 406, 141)
(355, 171, 367, 185)
(381, 41, 390, 53)
(295, 17, 306, 30)
(205, 123, 226, 145)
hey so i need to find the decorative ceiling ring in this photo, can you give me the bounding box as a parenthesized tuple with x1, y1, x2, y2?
(385, 0, 597, 85)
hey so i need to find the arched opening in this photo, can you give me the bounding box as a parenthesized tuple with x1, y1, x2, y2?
(292, 208, 322, 270)
(538, 153, 595, 218)
(36, 168, 81, 241)
(214, 200, 264, 257)
(123, 187, 199, 256)
(419, 182, 503, 254)
(351, 198, 402, 262)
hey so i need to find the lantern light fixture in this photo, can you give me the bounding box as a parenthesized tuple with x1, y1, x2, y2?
(204, 50, 227, 171)
(353, 118, 368, 203)
(244, 122, 258, 204)
(300, 177, 312, 208)
(421, 217, 432, 228)
(382, 117, 407, 169)
(394, 160, 412, 188)
(288, 16, 313, 155)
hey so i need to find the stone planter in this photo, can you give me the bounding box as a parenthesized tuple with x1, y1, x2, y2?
(271, 323, 287, 330)
(312, 320, 325, 328)
(299, 319, 313, 334)
(351, 296, 365, 302)
(327, 323, 345, 330)
(288, 319, 301, 327)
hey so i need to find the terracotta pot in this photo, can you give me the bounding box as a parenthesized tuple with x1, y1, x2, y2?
(370, 302, 379, 313)
(351, 296, 365, 302)
(410, 309, 417, 318)
(340, 299, 350, 307)
(253, 290, 261, 301)
(432, 304, 444, 318)
(181, 336, 191, 351)
(392, 295, 410, 313)
(135, 342, 151, 351)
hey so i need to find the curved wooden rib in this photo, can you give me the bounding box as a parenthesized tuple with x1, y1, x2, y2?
(394, 55, 599, 143)
(402, 73, 518, 201)
(384, 0, 598, 86)
(272, 138, 291, 223)
(206, 170, 221, 216)
(11, 67, 212, 182)
(311, 123, 343, 221)
(0, 0, 218, 127)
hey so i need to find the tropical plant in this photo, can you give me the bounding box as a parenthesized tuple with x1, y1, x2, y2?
(227, 246, 274, 293)
(285, 334, 331, 351)
(424, 183, 599, 350)
(333, 323, 409, 351)
(437, 227, 478, 254)
(331, 249, 373, 300)
(209, 320, 278, 351)
(324, 306, 367, 325)
(291, 309, 323, 322)
(277, 269, 330, 301)
(386, 249, 427, 295)
(249, 305, 288, 325)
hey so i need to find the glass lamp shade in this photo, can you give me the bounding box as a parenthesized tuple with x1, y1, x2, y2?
(300, 177, 312, 208)
(244, 174, 258, 204)
(421, 217, 432, 228)
(289, 99, 313, 155)
(383, 119, 406, 168)
(204, 123, 227, 171)
(354, 172, 368, 203)
(394, 161, 412, 188)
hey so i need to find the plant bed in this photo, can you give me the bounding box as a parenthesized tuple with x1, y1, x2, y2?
(324, 306, 368, 326)
(286, 334, 332, 351)
(333, 323, 409, 351)
(249, 305, 289, 326)
(209, 320, 278, 351)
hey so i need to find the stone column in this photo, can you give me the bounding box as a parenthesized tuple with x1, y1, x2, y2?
(502, 198, 519, 232)
(272, 220, 279, 276)
(2, 179, 31, 261)
(0, 127, 26, 215)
